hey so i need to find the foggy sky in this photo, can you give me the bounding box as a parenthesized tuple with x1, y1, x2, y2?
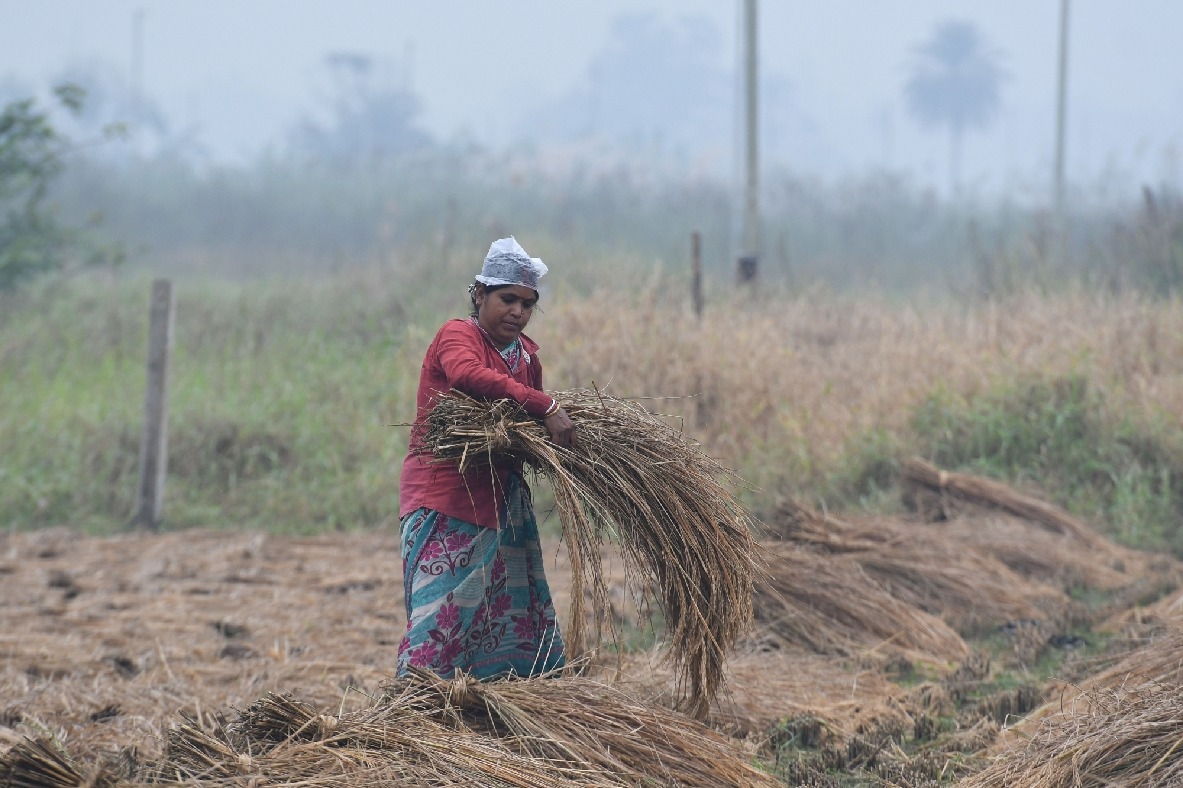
(2, 1, 1182, 199)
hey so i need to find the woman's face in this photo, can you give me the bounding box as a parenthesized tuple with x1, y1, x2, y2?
(476, 284, 538, 348)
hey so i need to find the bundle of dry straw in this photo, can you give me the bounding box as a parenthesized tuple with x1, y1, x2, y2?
(420, 388, 761, 718)
(963, 685, 1183, 787)
(772, 498, 1077, 635)
(402, 667, 780, 787)
(160, 689, 581, 787)
(902, 457, 1109, 550)
(0, 736, 117, 788)
(754, 544, 970, 662)
(2, 676, 779, 787)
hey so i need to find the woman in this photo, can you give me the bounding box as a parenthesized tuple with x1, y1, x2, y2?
(396, 237, 575, 680)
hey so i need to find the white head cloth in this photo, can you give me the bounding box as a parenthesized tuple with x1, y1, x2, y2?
(475, 237, 548, 290)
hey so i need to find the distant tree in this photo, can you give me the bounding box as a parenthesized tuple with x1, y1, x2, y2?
(53, 59, 174, 158)
(523, 13, 729, 156)
(0, 85, 93, 289)
(905, 20, 1005, 197)
(291, 53, 431, 166)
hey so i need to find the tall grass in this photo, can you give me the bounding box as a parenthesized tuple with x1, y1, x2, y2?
(53, 149, 1183, 299)
(910, 374, 1183, 553)
(1, 272, 422, 532)
(5, 264, 1183, 552)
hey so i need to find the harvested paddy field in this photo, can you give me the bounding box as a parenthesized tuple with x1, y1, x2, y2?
(5, 468, 1183, 785)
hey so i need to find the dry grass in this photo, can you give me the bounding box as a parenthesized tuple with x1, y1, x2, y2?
(903, 458, 1110, 550)
(754, 542, 971, 662)
(771, 499, 1077, 635)
(538, 288, 1183, 511)
(1059, 627, 1183, 699)
(937, 512, 1161, 594)
(2, 519, 1181, 785)
(963, 685, 1183, 787)
(396, 667, 780, 787)
(420, 388, 761, 719)
(2, 670, 780, 787)
(612, 646, 912, 741)
(996, 626, 1183, 752)
(1103, 586, 1183, 637)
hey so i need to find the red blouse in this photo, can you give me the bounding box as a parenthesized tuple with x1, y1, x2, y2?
(398, 318, 553, 529)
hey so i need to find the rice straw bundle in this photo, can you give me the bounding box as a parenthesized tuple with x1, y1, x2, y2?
(0, 736, 115, 788)
(962, 685, 1183, 787)
(771, 499, 1068, 635)
(857, 547, 1074, 636)
(151, 676, 777, 787)
(1103, 587, 1183, 638)
(939, 513, 1138, 589)
(769, 496, 891, 550)
(419, 388, 761, 719)
(614, 647, 909, 740)
(163, 715, 257, 782)
(158, 689, 593, 787)
(902, 457, 1109, 550)
(755, 544, 970, 662)
(1061, 628, 1183, 699)
(401, 666, 781, 788)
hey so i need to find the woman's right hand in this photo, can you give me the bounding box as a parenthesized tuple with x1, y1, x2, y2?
(544, 407, 576, 449)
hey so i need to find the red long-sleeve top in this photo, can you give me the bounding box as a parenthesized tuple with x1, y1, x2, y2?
(399, 318, 553, 529)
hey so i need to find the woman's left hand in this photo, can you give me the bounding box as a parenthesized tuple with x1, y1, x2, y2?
(544, 407, 576, 449)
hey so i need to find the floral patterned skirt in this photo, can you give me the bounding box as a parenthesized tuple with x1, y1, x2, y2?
(395, 474, 566, 679)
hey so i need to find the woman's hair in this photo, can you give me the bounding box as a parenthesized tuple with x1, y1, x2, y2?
(469, 282, 501, 316)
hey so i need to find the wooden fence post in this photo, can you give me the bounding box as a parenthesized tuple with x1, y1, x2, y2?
(690, 233, 711, 427)
(133, 279, 174, 530)
(690, 231, 704, 320)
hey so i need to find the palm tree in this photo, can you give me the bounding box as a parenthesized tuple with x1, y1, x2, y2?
(905, 20, 1005, 197)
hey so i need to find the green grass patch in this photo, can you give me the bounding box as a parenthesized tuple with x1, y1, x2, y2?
(806, 372, 1183, 557)
(911, 373, 1183, 555)
(0, 276, 418, 533)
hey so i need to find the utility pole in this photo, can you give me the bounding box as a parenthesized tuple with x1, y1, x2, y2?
(403, 39, 415, 94)
(737, 0, 760, 284)
(1053, 0, 1070, 218)
(131, 8, 145, 152)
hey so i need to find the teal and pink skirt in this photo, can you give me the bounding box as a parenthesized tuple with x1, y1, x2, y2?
(396, 474, 566, 679)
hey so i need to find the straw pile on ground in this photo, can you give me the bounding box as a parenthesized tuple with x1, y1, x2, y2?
(936, 512, 1162, 594)
(900, 458, 1182, 617)
(1103, 586, 1183, 638)
(419, 388, 761, 719)
(754, 543, 971, 662)
(961, 685, 1183, 787)
(771, 499, 1076, 636)
(614, 646, 912, 739)
(902, 457, 1110, 550)
(1, 669, 779, 787)
(988, 594, 1183, 747)
(1052, 627, 1183, 701)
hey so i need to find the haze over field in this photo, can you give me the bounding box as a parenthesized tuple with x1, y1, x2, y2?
(2, 1, 1182, 199)
(8, 14, 1183, 783)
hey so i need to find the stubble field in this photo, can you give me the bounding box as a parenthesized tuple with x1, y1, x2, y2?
(5, 275, 1183, 784)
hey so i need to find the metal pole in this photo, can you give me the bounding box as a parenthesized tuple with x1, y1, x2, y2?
(737, 0, 759, 283)
(1053, 0, 1070, 217)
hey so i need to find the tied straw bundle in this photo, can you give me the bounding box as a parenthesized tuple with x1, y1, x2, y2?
(3, 679, 778, 787)
(420, 388, 761, 719)
(962, 685, 1183, 787)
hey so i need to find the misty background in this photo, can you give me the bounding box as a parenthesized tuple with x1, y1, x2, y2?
(7, 1, 1183, 544)
(2, 1, 1182, 290)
